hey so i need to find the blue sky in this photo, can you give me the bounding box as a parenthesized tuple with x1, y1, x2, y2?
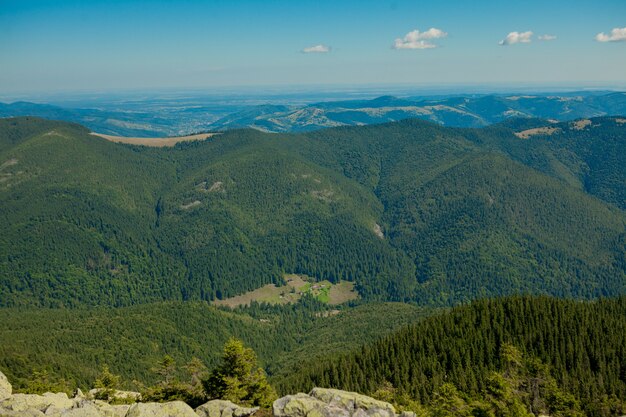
(1, 0, 625, 93)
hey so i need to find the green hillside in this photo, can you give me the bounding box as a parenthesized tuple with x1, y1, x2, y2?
(282, 296, 626, 416)
(0, 116, 624, 307)
(0, 300, 429, 391)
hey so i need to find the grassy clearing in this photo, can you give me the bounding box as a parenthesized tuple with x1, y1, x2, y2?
(212, 274, 358, 308)
(90, 132, 218, 147)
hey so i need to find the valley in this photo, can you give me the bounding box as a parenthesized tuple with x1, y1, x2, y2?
(0, 115, 624, 415)
(3, 1, 626, 415)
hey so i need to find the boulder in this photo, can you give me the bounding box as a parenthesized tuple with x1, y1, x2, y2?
(273, 389, 403, 417)
(0, 407, 45, 416)
(0, 371, 11, 401)
(195, 400, 258, 417)
(44, 400, 103, 417)
(273, 393, 348, 417)
(88, 389, 141, 402)
(126, 401, 197, 417)
(309, 388, 395, 417)
(1, 393, 73, 413)
(90, 401, 130, 417)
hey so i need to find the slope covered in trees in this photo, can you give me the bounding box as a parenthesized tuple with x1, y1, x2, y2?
(0, 299, 429, 391)
(281, 296, 626, 416)
(0, 116, 624, 307)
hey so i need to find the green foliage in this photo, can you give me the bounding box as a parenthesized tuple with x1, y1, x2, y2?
(93, 365, 120, 401)
(284, 296, 626, 417)
(21, 368, 71, 395)
(142, 355, 207, 407)
(203, 339, 277, 408)
(0, 117, 625, 308)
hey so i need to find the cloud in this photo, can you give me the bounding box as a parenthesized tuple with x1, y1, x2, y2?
(499, 31, 533, 46)
(393, 28, 447, 49)
(595, 27, 626, 42)
(302, 44, 331, 53)
(538, 34, 557, 41)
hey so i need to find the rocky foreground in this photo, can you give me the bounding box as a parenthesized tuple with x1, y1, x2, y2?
(0, 371, 414, 417)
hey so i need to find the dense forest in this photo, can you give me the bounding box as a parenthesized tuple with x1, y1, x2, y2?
(0, 116, 624, 307)
(1, 297, 623, 416)
(281, 296, 626, 417)
(0, 299, 430, 390)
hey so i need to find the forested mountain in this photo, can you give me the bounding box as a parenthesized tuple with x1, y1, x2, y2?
(0, 116, 624, 308)
(282, 296, 626, 417)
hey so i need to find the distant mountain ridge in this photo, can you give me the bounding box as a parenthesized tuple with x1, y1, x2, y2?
(207, 92, 626, 132)
(1, 92, 626, 136)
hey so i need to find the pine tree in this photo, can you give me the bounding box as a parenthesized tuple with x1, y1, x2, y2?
(203, 338, 277, 407)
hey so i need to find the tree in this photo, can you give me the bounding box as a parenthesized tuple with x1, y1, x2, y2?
(142, 355, 207, 407)
(203, 338, 277, 408)
(94, 365, 121, 401)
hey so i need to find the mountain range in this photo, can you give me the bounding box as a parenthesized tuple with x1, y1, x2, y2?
(0, 115, 624, 308)
(2, 91, 626, 137)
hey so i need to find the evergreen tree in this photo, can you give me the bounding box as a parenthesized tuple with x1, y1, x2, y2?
(203, 339, 277, 407)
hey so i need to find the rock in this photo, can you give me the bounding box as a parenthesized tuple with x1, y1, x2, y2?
(0, 407, 45, 416)
(273, 393, 347, 417)
(273, 389, 403, 417)
(91, 401, 130, 417)
(1, 393, 74, 413)
(195, 400, 258, 417)
(44, 400, 104, 417)
(309, 388, 395, 416)
(0, 372, 10, 401)
(88, 389, 141, 402)
(126, 401, 197, 417)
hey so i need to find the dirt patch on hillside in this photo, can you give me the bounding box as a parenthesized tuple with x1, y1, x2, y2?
(572, 119, 592, 130)
(90, 132, 217, 147)
(0, 159, 18, 170)
(180, 200, 201, 210)
(514, 127, 561, 139)
(373, 223, 384, 239)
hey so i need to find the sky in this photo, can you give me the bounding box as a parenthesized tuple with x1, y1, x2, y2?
(1, 0, 625, 94)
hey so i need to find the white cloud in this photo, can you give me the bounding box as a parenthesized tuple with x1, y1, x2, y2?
(499, 31, 533, 46)
(393, 28, 447, 50)
(595, 27, 626, 42)
(538, 34, 557, 41)
(302, 44, 331, 53)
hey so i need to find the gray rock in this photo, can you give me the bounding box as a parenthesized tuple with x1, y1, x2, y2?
(309, 388, 395, 416)
(0, 372, 11, 401)
(195, 400, 258, 417)
(90, 401, 130, 417)
(1, 393, 74, 413)
(0, 406, 45, 416)
(88, 389, 141, 402)
(126, 401, 197, 417)
(273, 388, 407, 417)
(273, 393, 347, 417)
(45, 401, 104, 417)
